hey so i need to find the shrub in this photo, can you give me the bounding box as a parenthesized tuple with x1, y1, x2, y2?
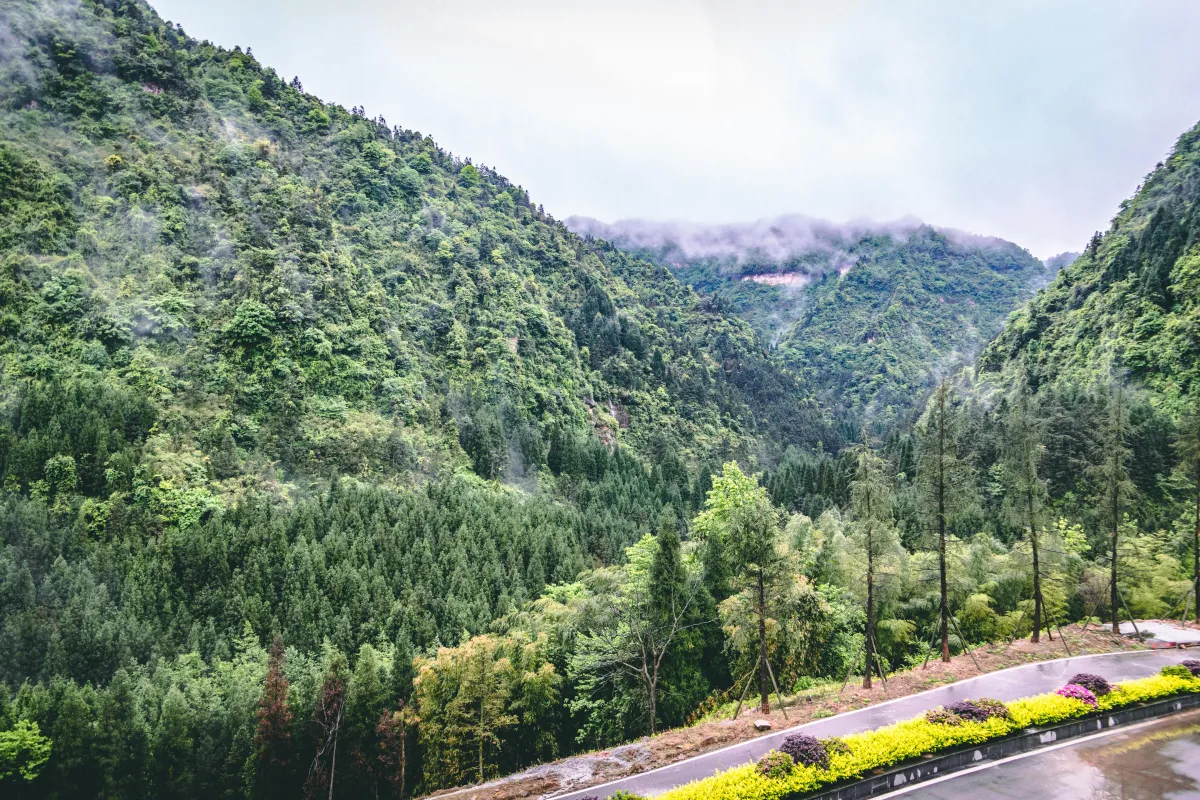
(779, 733, 830, 769)
(757, 750, 795, 779)
(1183, 660, 1200, 677)
(657, 674, 1200, 800)
(821, 736, 851, 755)
(1161, 665, 1192, 679)
(611, 793, 649, 800)
(945, 698, 1010, 723)
(924, 708, 963, 726)
(1056, 683, 1098, 708)
(972, 698, 1012, 720)
(1068, 673, 1112, 696)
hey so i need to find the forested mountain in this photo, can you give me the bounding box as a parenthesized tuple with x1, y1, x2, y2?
(0, 0, 842, 795)
(980, 123, 1200, 407)
(1, 1, 1199, 799)
(569, 216, 1047, 422)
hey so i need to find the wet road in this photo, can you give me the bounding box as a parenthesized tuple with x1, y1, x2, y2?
(894, 708, 1200, 799)
(555, 650, 1192, 799)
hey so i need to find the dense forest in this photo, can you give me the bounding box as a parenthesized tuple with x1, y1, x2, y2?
(0, 1, 1198, 799)
(568, 216, 1048, 423)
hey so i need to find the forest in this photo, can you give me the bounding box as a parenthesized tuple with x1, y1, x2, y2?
(1, 0, 1199, 799)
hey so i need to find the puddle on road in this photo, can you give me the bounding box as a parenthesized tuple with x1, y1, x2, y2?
(898, 709, 1200, 799)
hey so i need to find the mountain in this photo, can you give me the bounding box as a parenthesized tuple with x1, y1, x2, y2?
(0, 0, 831, 532)
(569, 215, 1047, 421)
(980, 122, 1200, 408)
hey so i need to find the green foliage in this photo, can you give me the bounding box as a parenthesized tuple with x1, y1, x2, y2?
(0, 719, 52, 782)
(602, 224, 1046, 424)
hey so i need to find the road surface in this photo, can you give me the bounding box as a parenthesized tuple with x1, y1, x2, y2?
(554, 649, 1193, 799)
(893, 707, 1200, 799)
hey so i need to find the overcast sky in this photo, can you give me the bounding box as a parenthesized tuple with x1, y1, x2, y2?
(152, 0, 1200, 258)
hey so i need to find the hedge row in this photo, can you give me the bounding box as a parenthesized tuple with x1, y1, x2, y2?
(657, 667, 1200, 800)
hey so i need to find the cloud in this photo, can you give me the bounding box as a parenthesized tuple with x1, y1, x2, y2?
(566, 214, 1022, 274)
(150, 0, 1200, 258)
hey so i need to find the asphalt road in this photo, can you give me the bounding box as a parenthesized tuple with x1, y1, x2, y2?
(553, 649, 1193, 799)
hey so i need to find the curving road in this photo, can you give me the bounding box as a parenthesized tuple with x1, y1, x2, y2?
(553, 649, 1193, 799)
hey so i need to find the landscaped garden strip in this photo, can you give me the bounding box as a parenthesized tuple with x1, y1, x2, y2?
(655, 667, 1200, 800)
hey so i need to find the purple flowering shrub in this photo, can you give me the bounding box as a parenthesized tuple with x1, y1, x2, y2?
(1056, 683, 1098, 707)
(943, 698, 1011, 723)
(1067, 673, 1112, 696)
(779, 733, 831, 769)
(1183, 660, 1200, 677)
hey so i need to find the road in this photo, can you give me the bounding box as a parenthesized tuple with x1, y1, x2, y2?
(554, 649, 1193, 799)
(893, 707, 1200, 799)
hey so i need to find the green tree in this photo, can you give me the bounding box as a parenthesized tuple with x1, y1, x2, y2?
(847, 432, 898, 688)
(0, 719, 52, 782)
(916, 381, 975, 661)
(1091, 381, 1135, 633)
(696, 463, 786, 712)
(1175, 401, 1200, 623)
(1001, 379, 1051, 642)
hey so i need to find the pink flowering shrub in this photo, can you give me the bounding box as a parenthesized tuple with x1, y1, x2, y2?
(1056, 683, 1098, 707)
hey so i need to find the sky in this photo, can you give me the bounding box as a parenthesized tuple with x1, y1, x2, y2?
(150, 0, 1200, 258)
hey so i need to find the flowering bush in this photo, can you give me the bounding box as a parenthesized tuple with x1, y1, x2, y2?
(1068, 673, 1113, 696)
(945, 698, 1011, 722)
(779, 733, 830, 769)
(1056, 683, 1098, 708)
(1183, 660, 1200, 677)
(657, 673, 1199, 800)
(756, 750, 795, 779)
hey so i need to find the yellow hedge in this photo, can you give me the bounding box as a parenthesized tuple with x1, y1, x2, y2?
(657, 672, 1200, 800)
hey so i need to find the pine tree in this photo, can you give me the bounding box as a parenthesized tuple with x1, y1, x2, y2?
(848, 431, 897, 688)
(1175, 401, 1200, 623)
(916, 381, 974, 662)
(1091, 381, 1135, 634)
(254, 637, 293, 799)
(1002, 379, 1050, 642)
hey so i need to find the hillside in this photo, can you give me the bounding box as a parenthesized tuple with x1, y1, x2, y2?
(980, 121, 1200, 408)
(0, 0, 832, 525)
(569, 216, 1047, 421)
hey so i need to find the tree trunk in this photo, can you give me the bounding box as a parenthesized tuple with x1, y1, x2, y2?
(647, 672, 657, 736)
(328, 710, 341, 800)
(1194, 464, 1199, 624)
(864, 518, 875, 689)
(937, 386, 950, 662)
(1030, 489, 1042, 644)
(758, 567, 770, 714)
(1110, 457, 1120, 635)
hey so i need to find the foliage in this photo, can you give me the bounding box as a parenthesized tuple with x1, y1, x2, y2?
(778, 733, 829, 769)
(1067, 673, 1113, 697)
(1055, 684, 1098, 708)
(1184, 660, 1200, 676)
(755, 750, 795, 779)
(655, 673, 1200, 800)
(0, 719, 52, 782)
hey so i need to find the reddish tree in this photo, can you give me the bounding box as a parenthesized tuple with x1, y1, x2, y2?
(306, 658, 347, 800)
(376, 704, 418, 799)
(255, 637, 294, 798)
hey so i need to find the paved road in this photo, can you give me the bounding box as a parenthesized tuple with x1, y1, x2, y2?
(554, 650, 1192, 799)
(893, 708, 1200, 799)
(1120, 621, 1200, 646)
